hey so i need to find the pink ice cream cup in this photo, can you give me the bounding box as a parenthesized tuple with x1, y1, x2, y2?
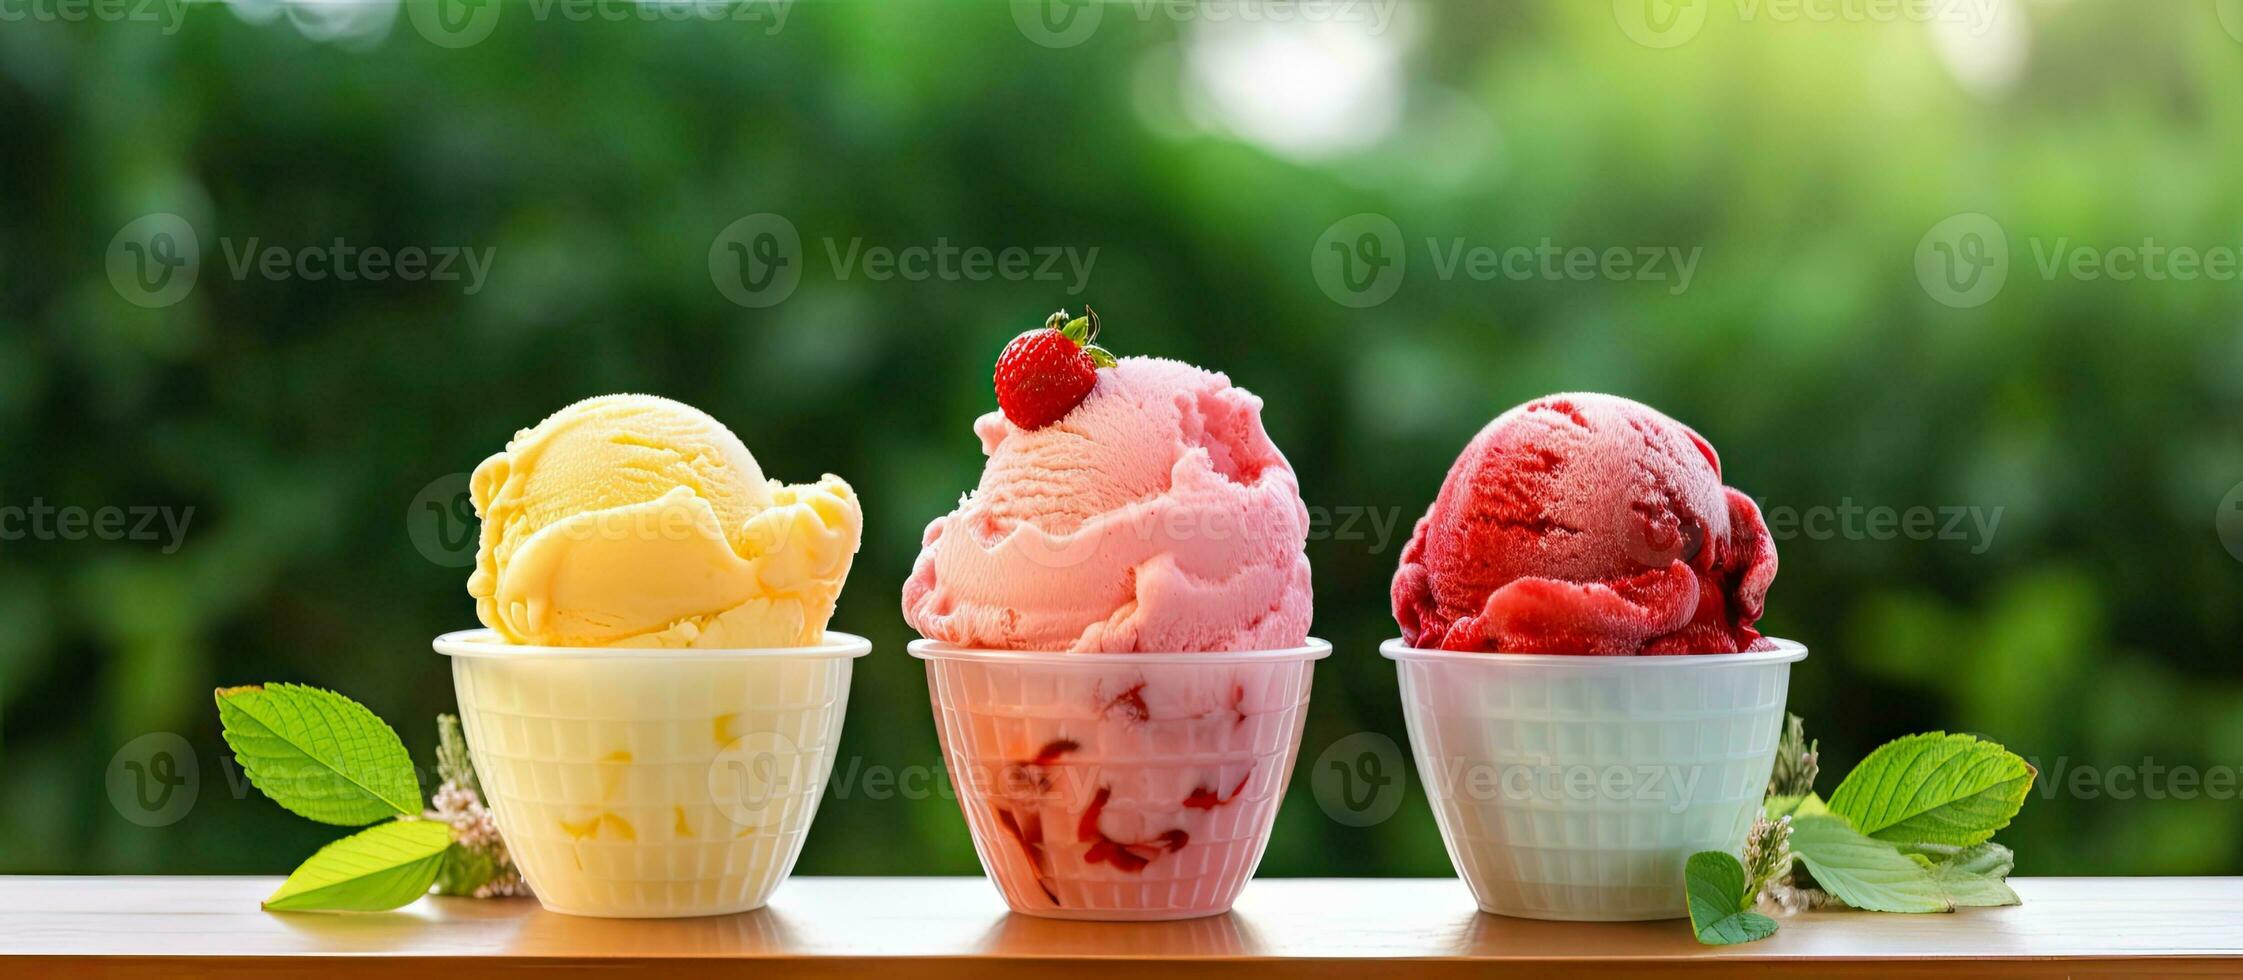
(913, 641, 1327, 920)
(903, 354, 1321, 919)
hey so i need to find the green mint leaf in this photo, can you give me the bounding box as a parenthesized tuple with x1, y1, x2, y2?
(1945, 841, 2016, 878)
(1904, 840, 2016, 878)
(1826, 732, 2035, 847)
(1765, 792, 1830, 820)
(1930, 864, 2022, 907)
(1912, 841, 2020, 907)
(217, 684, 421, 826)
(1788, 815, 1950, 913)
(1685, 851, 1780, 946)
(263, 819, 452, 912)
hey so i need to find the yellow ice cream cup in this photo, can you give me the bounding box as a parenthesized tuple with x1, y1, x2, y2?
(435, 628, 871, 918)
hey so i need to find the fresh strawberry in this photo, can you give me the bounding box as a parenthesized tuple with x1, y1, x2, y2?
(993, 306, 1116, 429)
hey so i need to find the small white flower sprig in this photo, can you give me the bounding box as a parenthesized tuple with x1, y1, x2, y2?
(426, 714, 528, 900)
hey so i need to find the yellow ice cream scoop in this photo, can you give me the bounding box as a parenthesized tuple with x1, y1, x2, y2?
(466, 394, 861, 648)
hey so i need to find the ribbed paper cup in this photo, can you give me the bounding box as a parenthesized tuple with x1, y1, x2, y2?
(912, 640, 1329, 921)
(1382, 638, 1806, 921)
(435, 628, 871, 918)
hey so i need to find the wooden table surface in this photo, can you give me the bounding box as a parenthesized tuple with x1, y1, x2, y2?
(6, 876, 2240, 978)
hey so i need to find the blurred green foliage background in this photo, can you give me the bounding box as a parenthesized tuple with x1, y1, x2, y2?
(4, 0, 2242, 882)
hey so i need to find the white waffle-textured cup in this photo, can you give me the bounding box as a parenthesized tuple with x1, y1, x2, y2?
(912, 640, 1329, 921)
(1382, 639, 1806, 921)
(435, 628, 871, 918)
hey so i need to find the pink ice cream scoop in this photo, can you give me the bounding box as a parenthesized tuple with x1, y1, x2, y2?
(1391, 393, 1777, 654)
(902, 356, 1313, 653)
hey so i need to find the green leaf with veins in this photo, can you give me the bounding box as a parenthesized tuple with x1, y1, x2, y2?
(264, 819, 452, 912)
(1787, 815, 1950, 913)
(1912, 841, 2020, 907)
(1905, 841, 2015, 877)
(217, 684, 422, 826)
(1827, 733, 2035, 847)
(1685, 851, 1780, 946)
(1930, 864, 2021, 907)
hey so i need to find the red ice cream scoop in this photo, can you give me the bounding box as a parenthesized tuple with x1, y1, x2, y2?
(1391, 393, 1777, 654)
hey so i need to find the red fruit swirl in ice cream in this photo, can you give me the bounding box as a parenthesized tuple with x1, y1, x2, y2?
(1390, 393, 1777, 654)
(987, 730, 1256, 906)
